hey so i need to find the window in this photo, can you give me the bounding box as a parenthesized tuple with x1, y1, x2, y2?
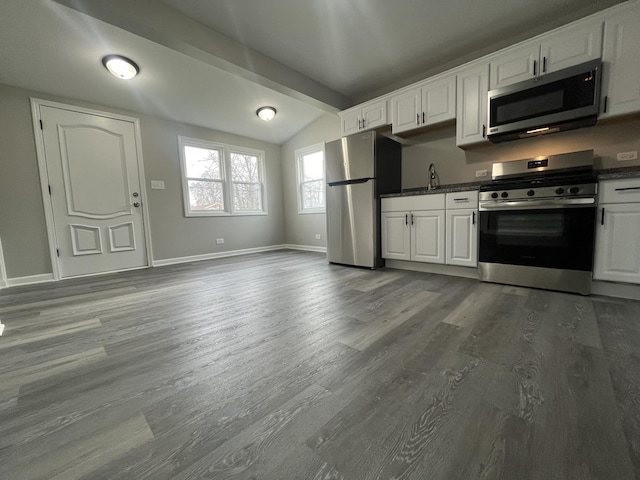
(179, 137, 266, 216)
(296, 143, 325, 214)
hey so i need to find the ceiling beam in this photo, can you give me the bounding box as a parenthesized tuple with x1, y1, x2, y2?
(53, 0, 351, 113)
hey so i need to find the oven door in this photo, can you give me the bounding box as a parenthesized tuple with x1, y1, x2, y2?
(479, 199, 596, 271)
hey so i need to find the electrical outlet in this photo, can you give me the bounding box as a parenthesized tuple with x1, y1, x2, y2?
(315, 234, 321, 240)
(617, 151, 638, 161)
(150, 180, 165, 189)
(475, 169, 488, 178)
(216, 238, 224, 245)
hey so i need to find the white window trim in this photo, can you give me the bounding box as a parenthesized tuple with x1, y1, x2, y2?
(179, 136, 268, 217)
(295, 142, 325, 214)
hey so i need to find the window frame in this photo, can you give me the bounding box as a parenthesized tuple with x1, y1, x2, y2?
(295, 142, 326, 214)
(178, 136, 267, 217)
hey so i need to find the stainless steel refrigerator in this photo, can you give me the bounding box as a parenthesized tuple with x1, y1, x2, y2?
(325, 132, 401, 268)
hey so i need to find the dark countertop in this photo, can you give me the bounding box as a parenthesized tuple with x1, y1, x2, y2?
(380, 181, 484, 198)
(381, 166, 640, 198)
(597, 165, 640, 180)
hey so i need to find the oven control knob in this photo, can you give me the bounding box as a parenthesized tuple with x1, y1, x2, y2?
(491, 192, 498, 199)
(555, 187, 565, 195)
(569, 186, 580, 194)
(527, 189, 535, 197)
(501, 192, 509, 198)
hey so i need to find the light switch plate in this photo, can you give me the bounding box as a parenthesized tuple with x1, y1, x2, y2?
(151, 180, 165, 189)
(476, 170, 488, 178)
(216, 238, 224, 245)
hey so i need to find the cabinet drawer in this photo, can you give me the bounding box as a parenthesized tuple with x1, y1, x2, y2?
(446, 191, 479, 209)
(599, 178, 640, 204)
(382, 194, 445, 212)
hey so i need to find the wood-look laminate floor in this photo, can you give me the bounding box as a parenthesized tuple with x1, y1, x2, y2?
(1, 250, 639, 480)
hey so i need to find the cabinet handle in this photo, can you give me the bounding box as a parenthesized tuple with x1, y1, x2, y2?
(614, 187, 640, 191)
(542, 57, 547, 73)
(410, 213, 414, 225)
(601, 207, 605, 226)
(405, 213, 409, 225)
(603, 96, 608, 113)
(361, 118, 365, 129)
(454, 197, 469, 202)
(533, 59, 537, 76)
(482, 124, 486, 138)
(472, 211, 476, 225)
(422, 112, 425, 124)
(416, 114, 420, 126)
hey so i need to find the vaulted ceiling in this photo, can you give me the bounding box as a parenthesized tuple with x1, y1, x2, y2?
(0, 0, 627, 144)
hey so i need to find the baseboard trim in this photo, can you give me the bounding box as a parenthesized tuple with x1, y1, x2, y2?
(385, 259, 479, 279)
(591, 280, 640, 301)
(6, 273, 55, 287)
(282, 244, 327, 253)
(152, 245, 294, 267)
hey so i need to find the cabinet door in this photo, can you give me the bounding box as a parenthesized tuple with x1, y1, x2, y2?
(540, 21, 603, 74)
(489, 44, 539, 90)
(446, 208, 478, 267)
(456, 64, 489, 147)
(594, 203, 640, 284)
(411, 210, 445, 264)
(382, 212, 410, 260)
(391, 87, 422, 134)
(601, 5, 640, 119)
(340, 110, 361, 136)
(423, 75, 456, 126)
(362, 99, 388, 131)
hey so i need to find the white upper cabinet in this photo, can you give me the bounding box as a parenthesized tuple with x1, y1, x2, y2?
(489, 44, 539, 90)
(391, 75, 456, 134)
(600, 4, 640, 119)
(456, 64, 489, 147)
(489, 21, 603, 90)
(339, 98, 388, 136)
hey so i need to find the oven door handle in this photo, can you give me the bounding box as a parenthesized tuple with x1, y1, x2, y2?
(479, 197, 596, 211)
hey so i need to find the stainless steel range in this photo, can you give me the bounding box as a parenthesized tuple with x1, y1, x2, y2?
(478, 150, 597, 295)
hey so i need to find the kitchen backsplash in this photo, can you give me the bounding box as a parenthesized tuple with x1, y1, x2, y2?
(402, 115, 640, 189)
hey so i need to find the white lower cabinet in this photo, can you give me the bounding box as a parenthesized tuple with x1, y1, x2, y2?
(445, 192, 478, 267)
(445, 208, 477, 267)
(594, 179, 640, 284)
(381, 192, 478, 267)
(381, 195, 445, 264)
(381, 212, 410, 260)
(411, 210, 446, 264)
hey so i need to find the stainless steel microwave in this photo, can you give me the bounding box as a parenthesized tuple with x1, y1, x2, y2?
(487, 59, 601, 143)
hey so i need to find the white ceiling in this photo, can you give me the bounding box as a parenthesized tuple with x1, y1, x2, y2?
(158, 0, 626, 100)
(0, 0, 628, 145)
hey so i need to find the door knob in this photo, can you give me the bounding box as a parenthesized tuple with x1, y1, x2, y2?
(133, 202, 140, 207)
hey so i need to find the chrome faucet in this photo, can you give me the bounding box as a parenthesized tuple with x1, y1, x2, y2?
(428, 163, 438, 191)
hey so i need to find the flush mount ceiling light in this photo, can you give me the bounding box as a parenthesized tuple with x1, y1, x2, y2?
(102, 55, 140, 80)
(256, 106, 276, 121)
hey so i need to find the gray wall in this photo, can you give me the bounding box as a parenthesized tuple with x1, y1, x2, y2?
(402, 117, 640, 188)
(0, 82, 285, 278)
(281, 114, 341, 247)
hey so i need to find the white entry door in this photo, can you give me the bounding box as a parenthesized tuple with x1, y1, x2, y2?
(39, 105, 148, 278)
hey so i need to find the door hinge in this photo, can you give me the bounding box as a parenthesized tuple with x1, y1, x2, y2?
(40, 119, 43, 130)
(48, 185, 52, 195)
(56, 248, 60, 257)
